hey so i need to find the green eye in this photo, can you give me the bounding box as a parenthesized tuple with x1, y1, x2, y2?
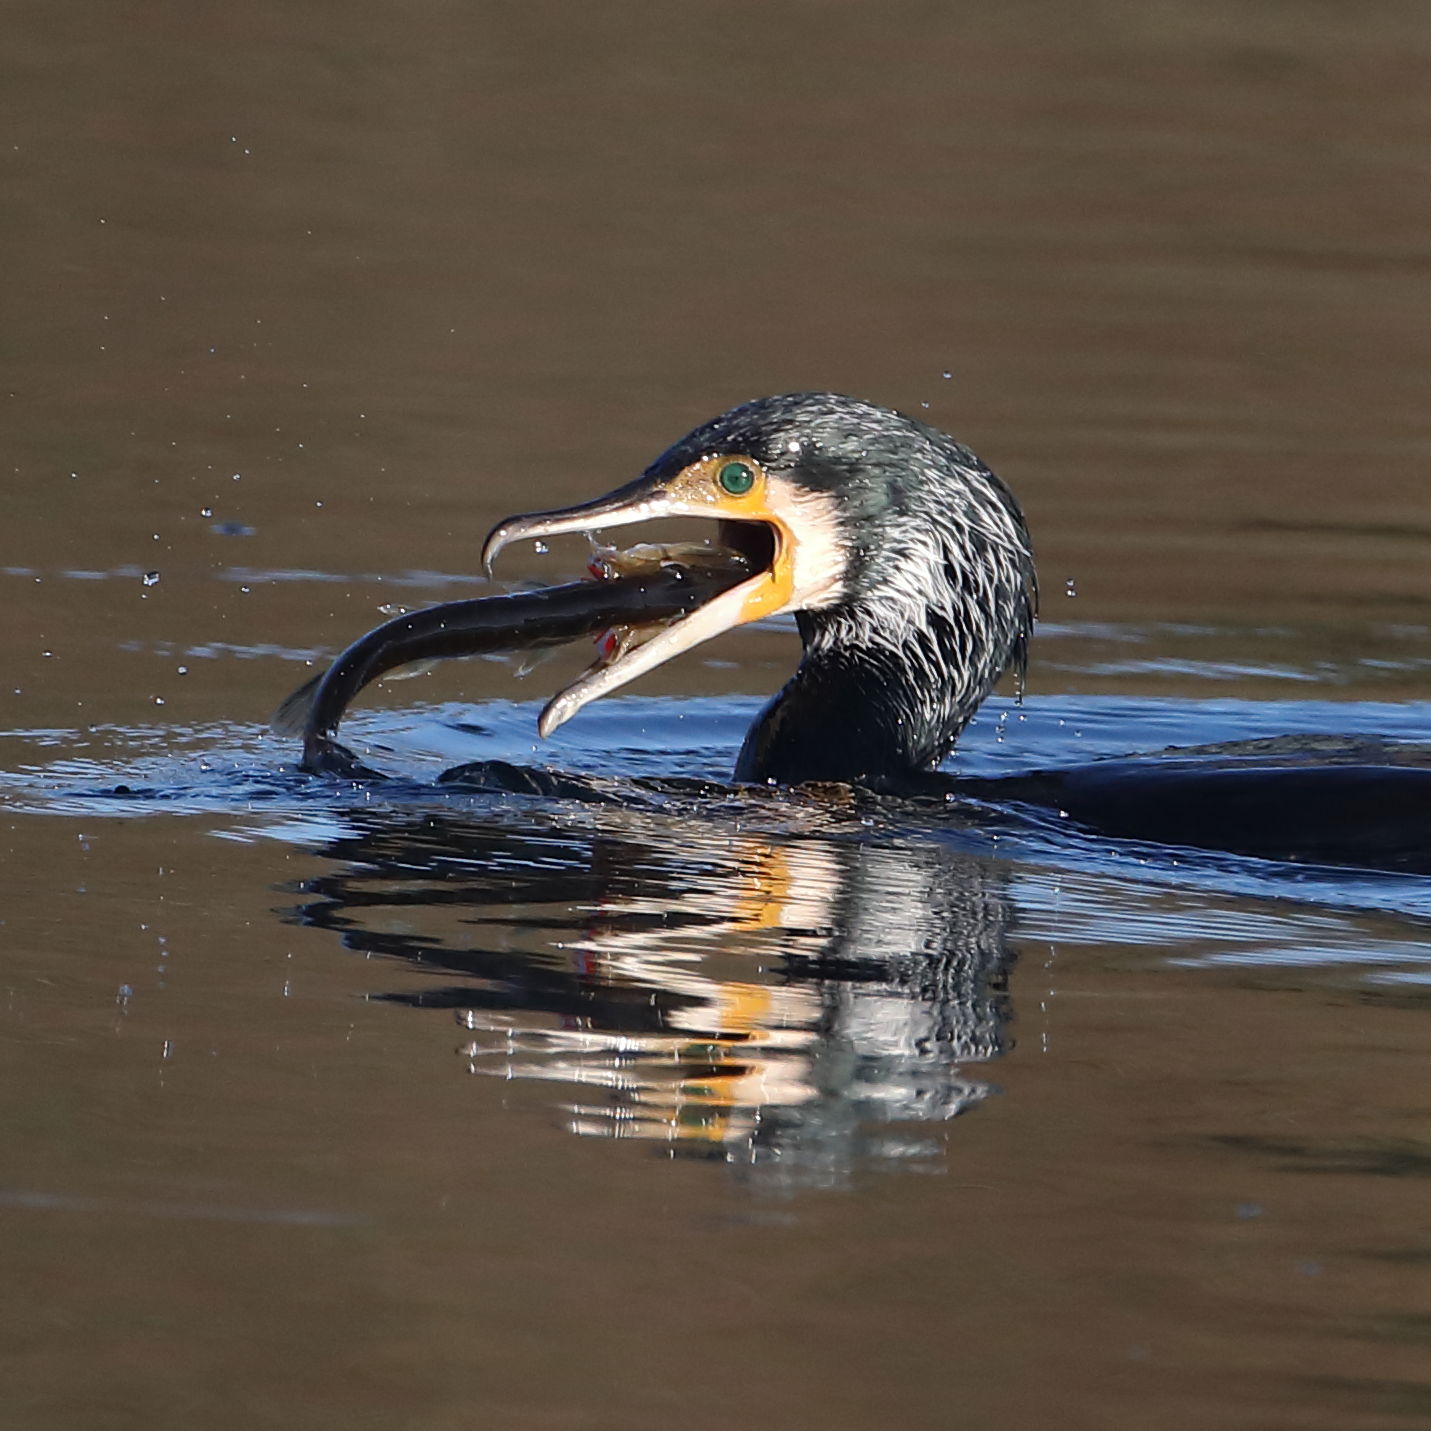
(717, 461, 756, 495)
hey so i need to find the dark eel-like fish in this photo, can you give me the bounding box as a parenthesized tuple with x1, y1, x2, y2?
(275, 546, 752, 776)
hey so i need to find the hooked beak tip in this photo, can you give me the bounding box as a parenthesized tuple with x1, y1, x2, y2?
(480, 523, 510, 577)
(482, 481, 673, 580)
(536, 696, 572, 740)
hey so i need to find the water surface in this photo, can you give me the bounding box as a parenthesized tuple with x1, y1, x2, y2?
(4, 3, 1431, 1428)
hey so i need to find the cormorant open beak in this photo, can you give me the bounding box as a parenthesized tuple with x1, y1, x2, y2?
(482, 458, 831, 736)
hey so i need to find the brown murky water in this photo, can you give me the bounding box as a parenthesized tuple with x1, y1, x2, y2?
(4, 4, 1431, 1428)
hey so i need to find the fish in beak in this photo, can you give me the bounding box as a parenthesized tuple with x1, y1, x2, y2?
(482, 451, 844, 736)
(274, 557, 756, 774)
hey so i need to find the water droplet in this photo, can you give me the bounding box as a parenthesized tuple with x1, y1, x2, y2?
(176, 665, 188, 675)
(532, 540, 548, 554)
(1064, 577, 1077, 598)
(142, 570, 160, 586)
(200, 506, 213, 517)
(941, 370, 952, 380)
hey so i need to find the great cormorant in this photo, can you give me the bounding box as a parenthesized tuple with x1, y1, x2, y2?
(279, 392, 1431, 870)
(481, 392, 1036, 789)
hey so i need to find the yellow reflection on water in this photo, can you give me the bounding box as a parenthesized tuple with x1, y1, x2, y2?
(424, 822, 1011, 1168)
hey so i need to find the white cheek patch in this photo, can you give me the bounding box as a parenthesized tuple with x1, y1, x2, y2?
(767, 480, 847, 610)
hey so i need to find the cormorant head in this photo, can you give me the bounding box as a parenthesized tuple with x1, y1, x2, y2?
(483, 393, 1036, 778)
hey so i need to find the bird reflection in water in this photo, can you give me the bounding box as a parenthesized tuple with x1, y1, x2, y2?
(283, 803, 1014, 1188)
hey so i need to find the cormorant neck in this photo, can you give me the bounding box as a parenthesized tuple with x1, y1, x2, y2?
(734, 528, 1035, 790)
